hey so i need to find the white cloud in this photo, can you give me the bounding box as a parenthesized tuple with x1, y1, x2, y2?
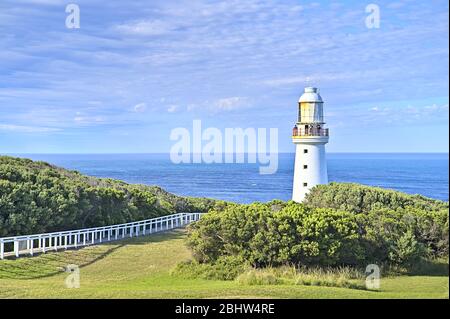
(262, 69, 403, 88)
(0, 124, 60, 133)
(73, 115, 105, 125)
(214, 97, 250, 111)
(116, 20, 173, 36)
(167, 105, 179, 113)
(16, 0, 64, 5)
(186, 97, 251, 113)
(134, 103, 147, 113)
(387, 1, 407, 9)
(347, 103, 449, 127)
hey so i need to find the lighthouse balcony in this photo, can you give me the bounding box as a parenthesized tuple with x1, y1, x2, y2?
(292, 128, 329, 138)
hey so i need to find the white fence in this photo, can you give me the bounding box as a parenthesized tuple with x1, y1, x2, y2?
(0, 212, 202, 260)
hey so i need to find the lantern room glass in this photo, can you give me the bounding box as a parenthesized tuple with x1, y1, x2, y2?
(298, 102, 324, 123)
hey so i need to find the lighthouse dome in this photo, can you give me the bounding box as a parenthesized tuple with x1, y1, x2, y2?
(298, 87, 323, 103)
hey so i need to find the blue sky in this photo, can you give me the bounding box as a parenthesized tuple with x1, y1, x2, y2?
(0, 0, 448, 153)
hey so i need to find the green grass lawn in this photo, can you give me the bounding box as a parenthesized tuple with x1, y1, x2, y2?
(0, 229, 448, 299)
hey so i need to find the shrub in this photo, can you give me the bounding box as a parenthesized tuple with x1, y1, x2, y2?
(186, 184, 448, 268)
(304, 182, 448, 214)
(187, 201, 366, 267)
(305, 183, 449, 258)
(388, 230, 428, 267)
(0, 156, 223, 236)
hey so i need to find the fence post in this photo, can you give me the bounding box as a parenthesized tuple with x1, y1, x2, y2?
(14, 240, 19, 258)
(30, 238, 34, 256)
(0, 240, 4, 260)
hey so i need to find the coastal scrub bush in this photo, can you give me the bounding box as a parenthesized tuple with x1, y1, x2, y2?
(388, 230, 428, 267)
(305, 183, 449, 258)
(0, 156, 223, 237)
(186, 185, 448, 268)
(187, 201, 366, 267)
(304, 182, 448, 214)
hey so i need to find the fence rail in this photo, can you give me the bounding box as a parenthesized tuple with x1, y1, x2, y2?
(0, 212, 202, 260)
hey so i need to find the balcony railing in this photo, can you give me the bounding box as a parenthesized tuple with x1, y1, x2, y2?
(293, 128, 329, 137)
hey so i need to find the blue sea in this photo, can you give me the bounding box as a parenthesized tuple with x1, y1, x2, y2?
(11, 153, 449, 203)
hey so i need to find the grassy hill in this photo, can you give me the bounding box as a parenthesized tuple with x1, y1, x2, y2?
(0, 229, 447, 299)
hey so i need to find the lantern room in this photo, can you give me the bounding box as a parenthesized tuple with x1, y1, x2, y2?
(297, 87, 324, 124)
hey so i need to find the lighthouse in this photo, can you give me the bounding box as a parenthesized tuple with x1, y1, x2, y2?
(292, 87, 329, 202)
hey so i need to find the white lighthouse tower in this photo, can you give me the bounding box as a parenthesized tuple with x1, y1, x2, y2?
(292, 87, 329, 202)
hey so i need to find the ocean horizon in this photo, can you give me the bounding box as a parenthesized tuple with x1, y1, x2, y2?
(5, 152, 449, 203)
